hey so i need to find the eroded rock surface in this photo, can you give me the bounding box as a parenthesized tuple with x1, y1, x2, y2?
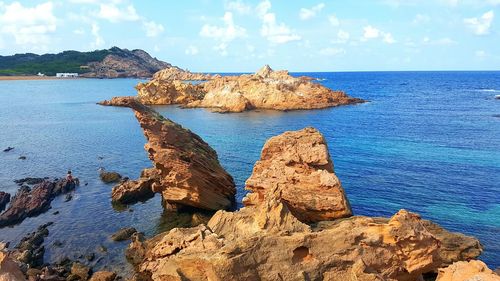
(243, 127, 352, 222)
(0, 250, 26, 281)
(134, 65, 365, 112)
(436, 260, 500, 281)
(151, 67, 212, 81)
(99, 97, 236, 211)
(0, 192, 10, 213)
(111, 168, 158, 204)
(0, 179, 77, 227)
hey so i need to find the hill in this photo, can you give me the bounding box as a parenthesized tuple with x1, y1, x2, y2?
(0, 47, 174, 78)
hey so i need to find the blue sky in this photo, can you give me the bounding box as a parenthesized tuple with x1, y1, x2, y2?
(0, 0, 498, 72)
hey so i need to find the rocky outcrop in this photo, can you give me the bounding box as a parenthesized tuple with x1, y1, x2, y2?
(111, 227, 137, 242)
(0, 250, 26, 281)
(9, 222, 52, 268)
(243, 127, 352, 222)
(151, 67, 212, 81)
(111, 168, 158, 204)
(99, 97, 236, 211)
(81, 47, 173, 78)
(421, 220, 483, 266)
(89, 271, 117, 281)
(0, 192, 10, 213)
(134, 65, 365, 112)
(0, 179, 77, 227)
(436, 260, 500, 281)
(99, 169, 122, 183)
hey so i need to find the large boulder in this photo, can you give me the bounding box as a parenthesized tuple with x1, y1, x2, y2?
(99, 97, 236, 211)
(436, 260, 500, 281)
(111, 168, 158, 204)
(243, 127, 352, 222)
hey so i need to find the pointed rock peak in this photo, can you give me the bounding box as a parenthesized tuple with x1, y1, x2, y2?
(256, 64, 274, 77)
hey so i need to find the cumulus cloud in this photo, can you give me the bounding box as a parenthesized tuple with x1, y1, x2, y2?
(257, 0, 301, 44)
(362, 25, 396, 44)
(90, 22, 105, 48)
(335, 29, 350, 43)
(143, 20, 164, 37)
(200, 12, 247, 42)
(225, 0, 251, 14)
(96, 3, 139, 22)
(185, 45, 199, 55)
(464, 10, 494, 35)
(0, 1, 57, 46)
(319, 47, 345, 56)
(299, 3, 325, 20)
(328, 14, 340, 26)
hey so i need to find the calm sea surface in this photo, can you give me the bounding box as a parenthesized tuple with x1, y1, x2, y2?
(0, 72, 499, 272)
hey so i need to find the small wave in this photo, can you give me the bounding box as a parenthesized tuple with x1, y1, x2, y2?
(316, 78, 327, 81)
(477, 89, 500, 93)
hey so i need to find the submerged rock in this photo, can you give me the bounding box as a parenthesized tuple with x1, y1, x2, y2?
(243, 127, 352, 222)
(134, 65, 365, 113)
(111, 227, 137, 242)
(10, 223, 52, 268)
(99, 168, 122, 183)
(436, 260, 500, 281)
(13, 177, 47, 186)
(111, 168, 158, 204)
(3, 147, 14, 152)
(0, 179, 78, 227)
(0, 192, 10, 213)
(99, 97, 236, 211)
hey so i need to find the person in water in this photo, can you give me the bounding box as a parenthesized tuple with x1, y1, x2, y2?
(66, 170, 73, 183)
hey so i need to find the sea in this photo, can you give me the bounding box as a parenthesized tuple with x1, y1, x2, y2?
(0, 71, 499, 273)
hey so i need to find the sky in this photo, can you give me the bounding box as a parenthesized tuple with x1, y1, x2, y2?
(0, 0, 498, 72)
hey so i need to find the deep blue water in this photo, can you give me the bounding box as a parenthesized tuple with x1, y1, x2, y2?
(0, 72, 499, 272)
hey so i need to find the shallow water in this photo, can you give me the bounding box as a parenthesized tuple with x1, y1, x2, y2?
(0, 72, 499, 272)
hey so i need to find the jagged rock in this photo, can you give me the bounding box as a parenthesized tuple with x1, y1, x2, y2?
(98, 169, 122, 183)
(421, 220, 483, 266)
(89, 271, 116, 281)
(3, 147, 14, 152)
(10, 223, 52, 268)
(243, 127, 352, 222)
(133, 65, 365, 113)
(0, 192, 10, 213)
(70, 262, 91, 280)
(436, 260, 500, 281)
(13, 177, 47, 186)
(151, 67, 212, 81)
(0, 250, 26, 281)
(111, 227, 137, 242)
(98, 97, 236, 211)
(111, 168, 158, 204)
(0, 179, 77, 227)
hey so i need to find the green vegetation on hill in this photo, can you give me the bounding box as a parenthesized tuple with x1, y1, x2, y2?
(0, 49, 113, 76)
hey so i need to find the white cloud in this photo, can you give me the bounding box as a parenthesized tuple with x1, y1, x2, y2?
(333, 29, 350, 44)
(225, 0, 251, 14)
(214, 42, 228, 56)
(464, 10, 494, 35)
(143, 20, 164, 37)
(97, 3, 139, 22)
(185, 45, 199, 55)
(200, 12, 246, 42)
(328, 14, 340, 27)
(319, 47, 345, 56)
(413, 14, 430, 25)
(362, 25, 396, 44)
(363, 25, 380, 39)
(299, 3, 325, 20)
(73, 28, 85, 35)
(90, 22, 105, 49)
(0, 1, 57, 46)
(257, 0, 301, 44)
(475, 50, 486, 58)
(422, 36, 456, 45)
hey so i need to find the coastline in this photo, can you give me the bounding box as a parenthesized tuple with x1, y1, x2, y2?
(0, 76, 82, 81)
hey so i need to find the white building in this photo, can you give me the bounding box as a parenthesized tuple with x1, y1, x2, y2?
(56, 73, 79, 78)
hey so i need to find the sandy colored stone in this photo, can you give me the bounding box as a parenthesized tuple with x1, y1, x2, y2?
(436, 260, 500, 281)
(98, 97, 236, 211)
(111, 168, 158, 204)
(243, 127, 352, 222)
(89, 271, 116, 281)
(0, 251, 26, 281)
(151, 67, 212, 81)
(134, 65, 365, 113)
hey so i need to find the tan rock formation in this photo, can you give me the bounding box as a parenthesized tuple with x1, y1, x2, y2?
(99, 97, 236, 211)
(243, 127, 352, 222)
(152, 67, 212, 81)
(0, 251, 26, 281)
(111, 168, 158, 204)
(436, 260, 500, 281)
(134, 65, 365, 113)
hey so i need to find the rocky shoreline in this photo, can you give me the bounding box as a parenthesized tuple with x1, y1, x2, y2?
(1, 77, 499, 281)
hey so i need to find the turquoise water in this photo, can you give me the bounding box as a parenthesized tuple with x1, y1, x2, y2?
(0, 72, 499, 271)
